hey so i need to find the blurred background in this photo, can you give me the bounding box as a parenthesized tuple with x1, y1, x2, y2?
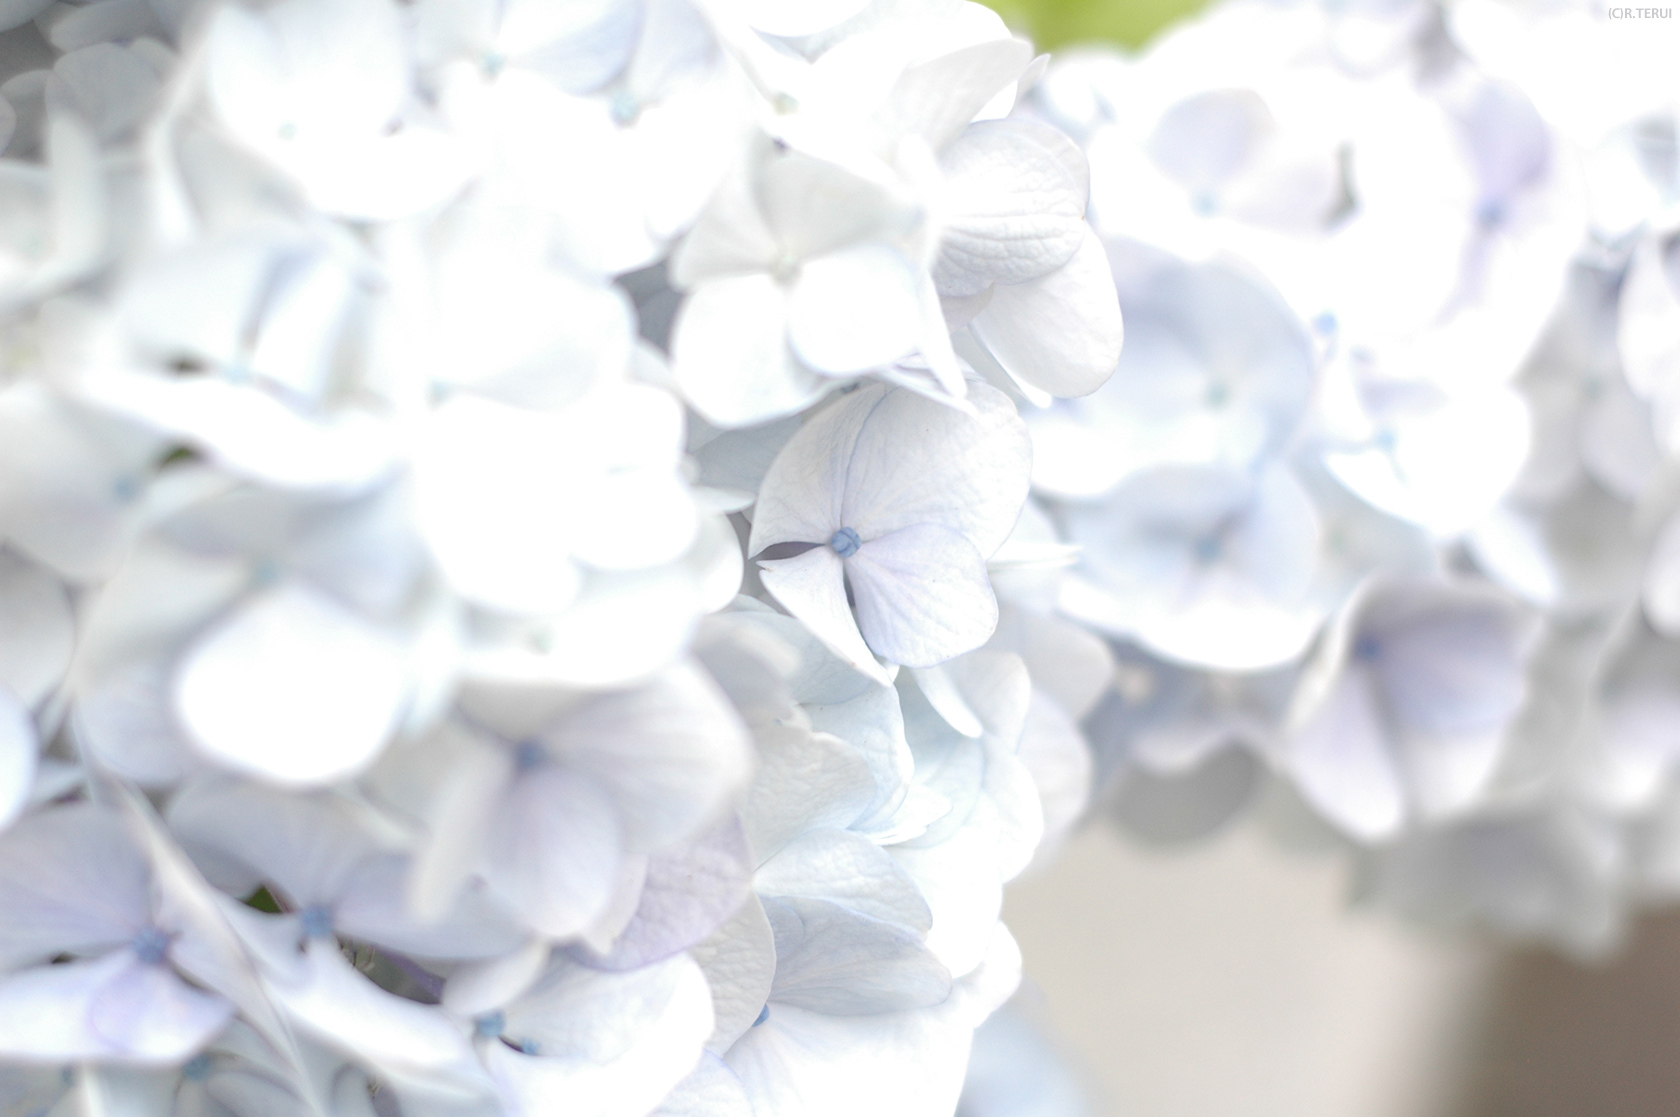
(1003, 819, 1680, 1116)
(975, 2, 1680, 1114)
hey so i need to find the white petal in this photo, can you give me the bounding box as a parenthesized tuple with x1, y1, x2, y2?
(580, 819, 753, 971)
(75, 657, 196, 787)
(81, 374, 397, 493)
(741, 723, 875, 859)
(335, 854, 525, 960)
(268, 940, 475, 1076)
(0, 686, 35, 831)
(970, 229, 1123, 398)
(1285, 669, 1404, 840)
(547, 663, 753, 852)
(173, 583, 409, 786)
(741, 0, 869, 36)
(786, 246, 922, 374)
(747, 384, 883, 552)
(690, 893, 776, 1054)
(672, 274, 828, 429)
(934, 119, 1087, 296)
(755, 828, 930, 932)
(483, 767, 624, 940)
(411, 396, 584, 615)
(889, 39, 1034, 151)
(87, 956, 235, 1063)
(652, 1053, 753, 1117)
(288, 129, 474, 222)
(0, 549, 73, 707)
(0, 952, 227, 1064)
(0, 803, 150, 969)
(840, 382, 1031, 556)
(727, 987, 979, 1117)
(490, 955, 712, 1117)
(848, 524, 998, 668)
(1367, 596, 1528, 736)
(758, 546, 888, 686)
(890, 822, 1001, 978)
(763, 897, 951, 1014)
(442, 937, 550, 1018)
(167, 779, 384, 906)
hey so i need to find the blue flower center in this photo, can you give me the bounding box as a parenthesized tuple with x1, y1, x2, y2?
(830, 527, 862, 558)
(182, 1054, 215, 1082)
(300, 904, 335, 940)
(475, 1011, 506, 1039)
(610, 89, 640, 126)
(515, 739, 546, 771)
(131, 925, 171, 965)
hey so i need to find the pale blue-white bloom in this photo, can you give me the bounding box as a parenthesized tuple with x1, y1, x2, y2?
(1059, 462, 1325, 671)
(203, 0, 474, 221)
(394, 664, 751, 944)
(77, 225, 398, 495)
(1080, 638, 1288, 844)
(423, 0, 745, 277)
(72, 479, 444, 790)
(0, 803, 235, 1064)
(888, 653, 1043, 976)
(0, 381, 162, 582)
(458, 951, 715, 1117)
(669, 137, 948, 426)
(1283, 578, 1539, 841)
(940, 119, 1123, 402)
(724, 922, 1020, 1117)
(750, 380, 1031, 682)
(1026, 240, 1313, 499)
(1315, 358, 1533, 539)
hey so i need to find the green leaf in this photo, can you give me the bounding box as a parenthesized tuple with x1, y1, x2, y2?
(981, 0, 1212, 49)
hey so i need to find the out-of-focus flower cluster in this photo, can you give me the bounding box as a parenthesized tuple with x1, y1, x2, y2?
(1028, 0, 1680, 957)
(5, 0, 1680, 1109)
(0, 0, 1119, 1113)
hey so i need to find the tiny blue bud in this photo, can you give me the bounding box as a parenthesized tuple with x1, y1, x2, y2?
(475, 1011, 506, 1039)
(182, 1054, 215, 1082)
(514, 739, 545, 771)
(300, 904, 335, 940)
(610, 90, 640, 126)
(830, 527, 862, 558)
(131, 925, 171, 965)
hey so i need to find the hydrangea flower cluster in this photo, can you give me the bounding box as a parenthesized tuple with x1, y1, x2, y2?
(0, 0, 1119, 1114)
(4, 0, 1680, 1110)
(1027, 0, 1680, 956)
